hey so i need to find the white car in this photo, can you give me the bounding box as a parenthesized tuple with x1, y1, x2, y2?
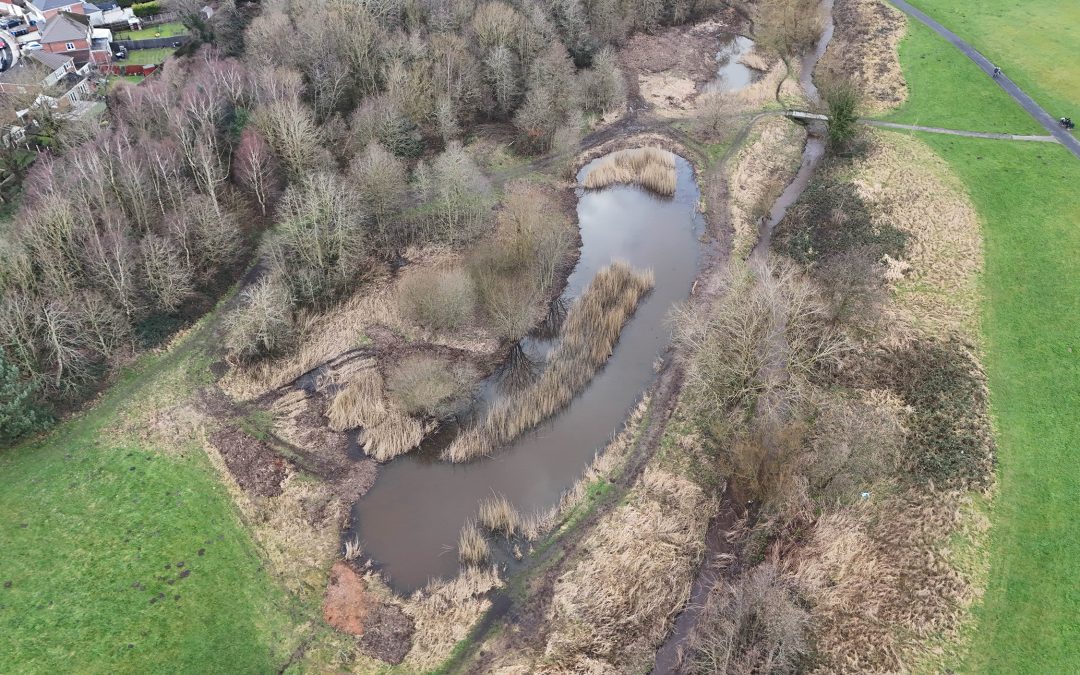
(21, 41, 41, 51)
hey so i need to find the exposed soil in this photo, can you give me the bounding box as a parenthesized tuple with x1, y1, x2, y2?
(358, 602, 414, 664)
(323, 562, 370, 635)
(207, 427, 290, 497)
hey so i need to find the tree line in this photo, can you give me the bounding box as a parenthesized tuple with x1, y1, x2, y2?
(0, 0, 726, 441)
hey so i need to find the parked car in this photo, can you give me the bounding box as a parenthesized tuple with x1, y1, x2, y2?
(21, 41, 42, 51)
(0, 18, 20, 30)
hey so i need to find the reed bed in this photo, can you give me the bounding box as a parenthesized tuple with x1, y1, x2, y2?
(327, 367, 432, 461)
(442, 261, 654, 462)
(582, 147, 677, 197)
(457, 520, 490, 565)
(477, 494, 521, 539)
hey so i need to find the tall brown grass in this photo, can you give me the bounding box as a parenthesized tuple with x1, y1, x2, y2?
(477, 494, 520, 539)
(458, 520, 490, 565)
(327, 367, 433, 461)
(442, 261, 654, 462)
(582, 147, 677, 197)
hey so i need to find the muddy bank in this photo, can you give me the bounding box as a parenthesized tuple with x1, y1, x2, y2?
(350, 155, 705, 593)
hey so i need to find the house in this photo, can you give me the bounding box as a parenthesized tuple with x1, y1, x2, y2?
(89, 2, 138, 31)
(39, 11, 110, 66)
(0, 51, 88, 104)
(29, 0, 86, 22)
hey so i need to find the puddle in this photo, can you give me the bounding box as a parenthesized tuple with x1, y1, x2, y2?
(350, 156, 705, 593)
(704, 34, 762, 93)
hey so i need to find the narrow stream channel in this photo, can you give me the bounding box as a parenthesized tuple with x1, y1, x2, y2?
(351, 157, 705, 593)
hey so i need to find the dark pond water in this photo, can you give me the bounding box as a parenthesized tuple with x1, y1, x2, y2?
(704, 34, 762, 94)
(350, 156, 705, 593)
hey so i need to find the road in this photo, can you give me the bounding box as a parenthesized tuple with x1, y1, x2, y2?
(888, 0, 1080, 160)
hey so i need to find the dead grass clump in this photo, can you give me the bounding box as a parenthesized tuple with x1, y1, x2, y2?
(477, 493, 521, 539)
(727, 118, 807, 258)
(443, 261, 654, 462)
(458, 520, 490, 565)
(386, 355, 478, 420)
(396, 266, 476, 333)
(327, 367, 432, 461)
(819, 0, 907, 112)
(542, 468, 715, 671)
(687, 562, 810, 674)
(794, 489, 988, 671)
(401, 565, 501, 670)
(582, 147, 677, 197)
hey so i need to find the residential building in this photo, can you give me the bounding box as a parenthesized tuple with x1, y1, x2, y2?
(39, 11, 110, 66)
(29, 0, 85, 22)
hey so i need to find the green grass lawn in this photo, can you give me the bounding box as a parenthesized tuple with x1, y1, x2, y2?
(913, 134, 1080, 674)
(0, 336, 297, 672)
(883, 17, 1043, 134)
(906, 0, 1080, 121)
(106, 74, 145, 92)
(115, 21, 188, 41)
(885, 3, 1080, 671)
(126, 47, 177, 65)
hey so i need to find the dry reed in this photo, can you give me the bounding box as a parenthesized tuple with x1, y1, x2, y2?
(327, 367, 433, 461)
(458, 520, 490, 565)
(582, 147, 677, 197)
(477, 494, 521, 539)
(442, 261, 654, 462)
(543, 468, 715, 670)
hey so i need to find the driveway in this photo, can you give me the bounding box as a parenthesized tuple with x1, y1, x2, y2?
(888, 0, 1080, 160)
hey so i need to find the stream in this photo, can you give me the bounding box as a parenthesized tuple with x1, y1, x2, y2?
(351, 156, 705, 593)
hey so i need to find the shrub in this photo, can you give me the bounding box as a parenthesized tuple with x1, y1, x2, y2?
(386, 355, 478, 420)
(824, 79, 860, 149)
(0, 350, 48, 445)
(688, 563, 810, 674)
(396, 267, 476, 333)
(223, 276, 295, 363)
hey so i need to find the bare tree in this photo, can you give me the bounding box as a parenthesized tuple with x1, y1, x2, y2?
(233, 127, 281, 216)
(349, 141, 406, 249)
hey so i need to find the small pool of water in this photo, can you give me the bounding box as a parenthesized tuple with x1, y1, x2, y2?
(704, 35, 762, 93)
(350, 156, 705, 593)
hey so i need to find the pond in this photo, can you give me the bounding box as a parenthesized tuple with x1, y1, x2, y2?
(704, 34, 763, 94)
(350, 155, 706, 593)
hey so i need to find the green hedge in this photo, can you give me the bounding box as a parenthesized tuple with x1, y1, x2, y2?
(131, 1, 162, 17)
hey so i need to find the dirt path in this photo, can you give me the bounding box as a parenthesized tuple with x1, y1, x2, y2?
(887, 0, 1080, 159)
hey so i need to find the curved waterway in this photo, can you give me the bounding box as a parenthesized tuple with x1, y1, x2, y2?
(351, 156, 705, 593)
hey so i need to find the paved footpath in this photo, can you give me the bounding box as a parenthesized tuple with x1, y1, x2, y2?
(863, 120, 1058, 143)
(889, 0, 1080, 160)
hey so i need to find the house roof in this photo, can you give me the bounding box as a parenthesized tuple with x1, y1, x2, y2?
(27, 50, 71, 70)
(40, 12, 89, 44)
(0, 59, 50, 85)
(30, 0, 81, 12)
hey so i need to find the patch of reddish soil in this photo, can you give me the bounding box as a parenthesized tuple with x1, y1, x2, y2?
(323, 562, 370, 636)
(323, 562, 415, 664)
(207, 427, 289, 497)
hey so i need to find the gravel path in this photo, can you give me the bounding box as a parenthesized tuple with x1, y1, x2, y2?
(888, 0, 1080, 159)
(863, 120, 1059, 142)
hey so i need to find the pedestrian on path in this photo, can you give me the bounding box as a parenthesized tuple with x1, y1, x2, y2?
(993, 66, 1002, 78)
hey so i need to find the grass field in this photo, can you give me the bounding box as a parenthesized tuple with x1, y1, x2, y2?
(886, 5, 1080, 671)
(126, 47, 177, 65)
(919, 136, 1080, 673)
(907, 0, 1080, 120)
(0, 333, 297, 672)
(115, 22, 188, 41)
(883, 17, 1042, 134)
